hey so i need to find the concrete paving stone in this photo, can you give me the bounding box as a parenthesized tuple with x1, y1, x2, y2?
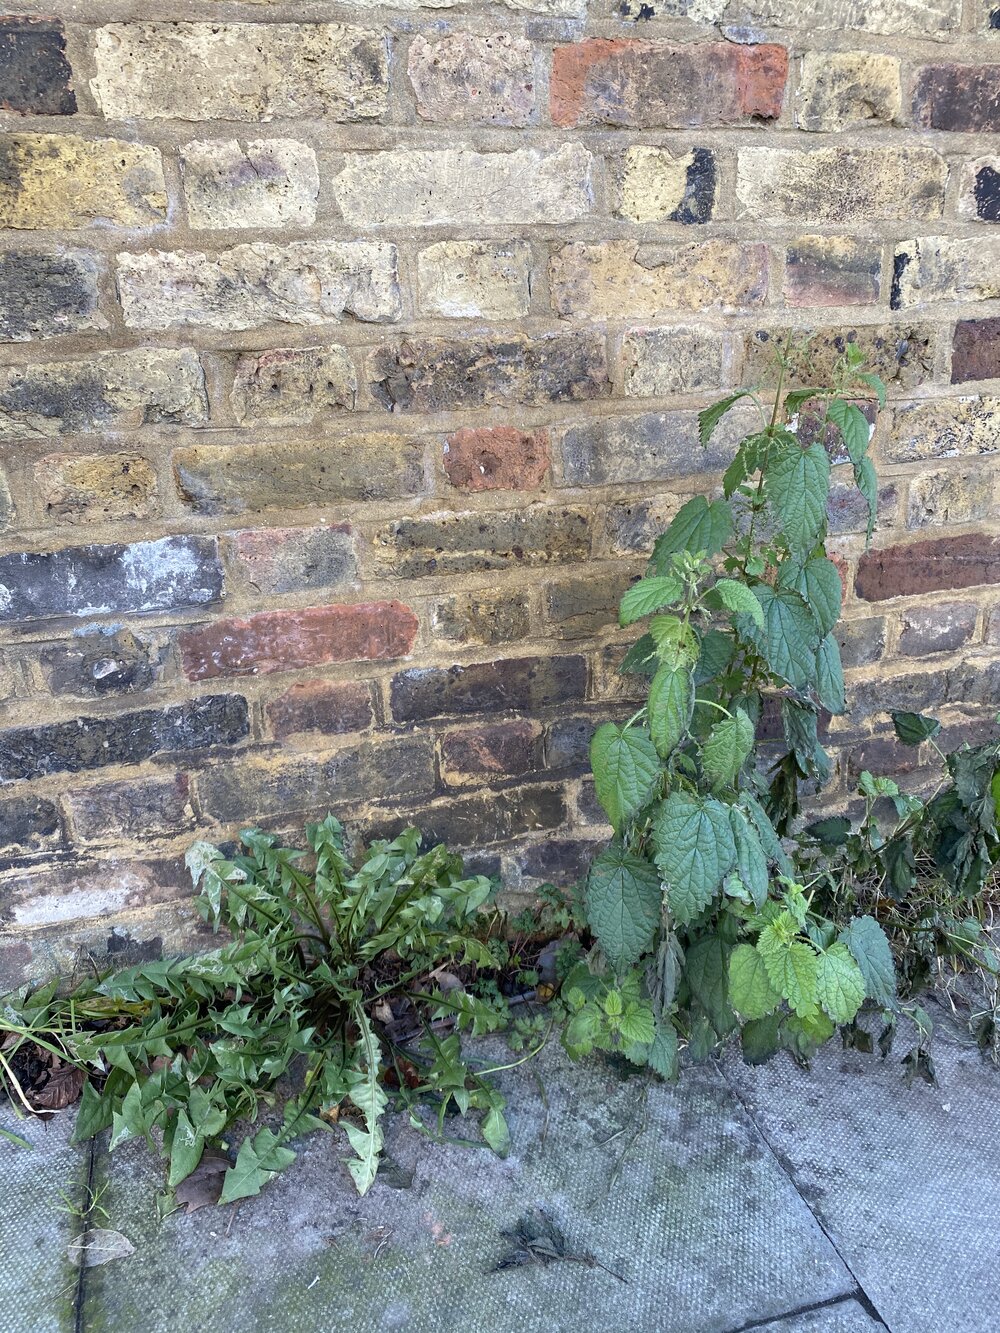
(80, 1042, 853, 1333)
(0, 1106, 90, 1333)
(723, 1006, 1000, 1333)
(753, 1297, 886, 1332)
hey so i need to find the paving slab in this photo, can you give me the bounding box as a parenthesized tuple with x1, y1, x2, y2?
(80, 1042, 853, 1333)
(0, 1107, 90, 1333)
(723, 1007, 1000, 1333)
(754, 1298, 885, 1332)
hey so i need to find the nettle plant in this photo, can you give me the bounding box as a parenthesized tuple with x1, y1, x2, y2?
(577, 345, 899, 1073)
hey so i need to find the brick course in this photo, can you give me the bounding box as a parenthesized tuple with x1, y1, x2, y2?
(0, 0, 998, 974)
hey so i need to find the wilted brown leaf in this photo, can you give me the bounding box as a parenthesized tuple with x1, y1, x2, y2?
(27, 1056, 86, 1114)
(68, 1229, 135, 1268)
(174, 1148, 231, 1214)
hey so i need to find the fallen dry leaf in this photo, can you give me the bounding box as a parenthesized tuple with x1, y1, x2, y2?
(67, 1229, 135, 1268)
(174, 1149, 231, 1214)
(27, 1057, 86, 1115)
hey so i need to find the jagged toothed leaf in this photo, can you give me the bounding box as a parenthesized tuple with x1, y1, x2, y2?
(766, 441, 830, 557)
(685, 934, 736, 1037)
(740, 792, 792, 875)
(646, 1023, 679, 1080)
(619, 575, 684, 626)
(648, 663, 693, 758)
(815, 633, 846, 714)
(652, 496, 733, 570)
(741, 1013, 783, 1065)
(855, 372, 886, 409)
(839, 916, 896, 1007)
(827, 399, 871, 466)
(619, 1003, 656, 1046)
(710, 578, 765, 629)
(341, 1005, 388, 1196)
(702, 709, 754, 791)
(756, 927, 819, 1017)
(891, 711, 941, 747)
(854, 455, 878, 542)
(584, 845, 662, 974)
(698, 391, 751, 447)
(695, 630, 735, 686)
(649, 614, 699, 666)
(728, 944, 782, 1020)
(743, 586, 821, 690)
(781, 557, 842, 638)
(619, 633, 659, 677)
(652, 793, 737, 924)
(730, 807, 769, 908)
(816, 943, 866, 1024)
(590, 724, 661, 831)
(722, 432, 768, 499)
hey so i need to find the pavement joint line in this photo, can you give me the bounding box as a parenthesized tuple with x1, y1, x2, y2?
(716, 1058, 893, 1333)
(72, 1136, 97, 1333)
(723, 1291, 878, 1333)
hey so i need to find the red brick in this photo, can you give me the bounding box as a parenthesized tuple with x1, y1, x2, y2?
(440, 720, 543, 785)
(180, 603, 418, 682)
(444, 427, 550, 492)
(855, 536, 1000, 602)
(266, 679, 374, 739)
(914, 64, 1000, 132)
(952, 318, 1000, 384)
(551, 39, 787, 129)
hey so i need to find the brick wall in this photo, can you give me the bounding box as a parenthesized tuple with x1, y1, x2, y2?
(1, 0, 999, 987)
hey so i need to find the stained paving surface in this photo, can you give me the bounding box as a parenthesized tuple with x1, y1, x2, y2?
(2, 1004, 997, 1333)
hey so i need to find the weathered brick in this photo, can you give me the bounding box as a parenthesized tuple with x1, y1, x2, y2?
(408, 33, 536, 127)
(179, 602, 418, 682)
(117, 243, 400, 332)
(606, 496, 680, 555)
(836, 617, 886, 669)
(914, 64, 1000, 132)
(230, 346, 356, 425)
(443, 427, 549, 492)
(0, 135, 165, 229)
(197, 736, 437, 824)
(0, 471, 13, 528)
(546, 714, 606, 774)
(226, 525, 357, 596)
(65, 775, 196, 844)
(0, 17, 75, 116)
(440, 720, 543, 786)
(0, 349, 207, 438)
(737, 148, 946, 224)
(345, 0, 583, 13)
(374, 507, 591, 579)
(0, 536, 223, 624)
(730, 0, 961, 36)
(891, 237, 1000, 308)
(0, 695, 249, 782)
(266, 680, 374, 740)
(1, 858, 187, 929)
(958, 158, 1000, 224)
(843, 736, 922, 783)
(544, 572, 632, 640)
(744, 326, 933, 391)
(92, 23, 388, 122)
(887, 398, 1000, 463)
(550, 39, 786, 128)
(907, 468, 997, 528)
(372, 784, 568, 852)
(616, 147, 716, 225)
(595, 643, 655, 703)
(784, 238, 881, 308)
(0, 795, 62, 860)
(417, 242, 532, 320)
(0, 251, 101, 341)
(856, 536, 1000, 601)
(621, 327, 725, 397)
(510, 837, 595, 889)
(35, 454, 158, 526)
(795, 51, 900, 132)
(550, 241, 768, 318)
(332, 145, 594, 227)
(952, 321, 1000, 384)
(391, 655, 587, 723)
(559, 409, 738, 486)
(898, 602, 978, 657)
(828, 479, 897, 535)
(38, 628, 167, 698)
(174, 436, 424, 515)
(431, 591, 531, 647)
(369, 335, 608, 413)
(181, 139, 319, 230)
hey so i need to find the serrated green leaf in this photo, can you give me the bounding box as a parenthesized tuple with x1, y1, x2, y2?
(729, 944, 782, 1019)
(744, 586, 821, 690)
(698, 391, 751, 447)
(891, 711, 941, 747)
(740, 1013, 783, 1065)
(785, 1003, 836, 1048)
(648, 663, 693, 758)
(827, 399, 871, 466)
(756, 928, 819, 1017)
(652, 793, 737, 924)
(686, 934, 736, 1037)
(854, 455, 878, 542)
(652, 496, 733, 571)
(740, 792, 792, 875)
(766, 441, 830, 556)
(646, 1023, 679, 1080)
(711, 578, 765, 629)
(703, 708, 754, 791)
(619, 633, 659, 677)
(784, 387, 825, 416)
(619, 575, 684, 626)
(815, 633, 846, 715)
(781, 557, 842, 638)
(695, 629, 735, 686)
(722, 432, 768, 499)
(816, 942, 866, 1024)
(619, 1003, 657, 1046)
(730, 807, 769, 908)
(590, 724, 661, 832)
(584, 845, 662, 974)
(839, 915, 896, 1007)
(855, 371, 886, 409)
(649, 615, 699, 666)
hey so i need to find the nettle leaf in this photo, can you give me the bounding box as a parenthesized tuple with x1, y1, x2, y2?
(698, 391, 751, 447)
(816, 943, 866, 1024)
(702, 709, 754, 791)
(728, 944, 781, 1020)
(619, 575, 684, 626)
(646, 1023, 679, 1080)
(756, 927, 819, 1017)
(695, 629, 735, 686)
(584, 844, 662, 974)
(854, 455, 878, 542)
(590, 724, 661, 831)
(652, 496, 733, 570)
(653, 793, 737, 924)
(619, 1003, 656, 1046)
(685, 935, 736, 1037)
(892, 711, 941, 747)
(648, 663, 693, 758)
(781, 557, 842, 638)
(855, 371, 887, 409)
(741, 1013, 783, 1065)
(745, 586, 820, 690)
(815, 634, 846, 715)
(649, 614, 699, 666)
(839, 916, 896, 1008)
(730, 807, 769, 908)
(784, 387, 825, 416)
(766, 441, 830, 557)
(827, 399, 871, 466)
(740, 792, 792, 875)
(619, 633, 658, 677)
(709, 578, 765, 629)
